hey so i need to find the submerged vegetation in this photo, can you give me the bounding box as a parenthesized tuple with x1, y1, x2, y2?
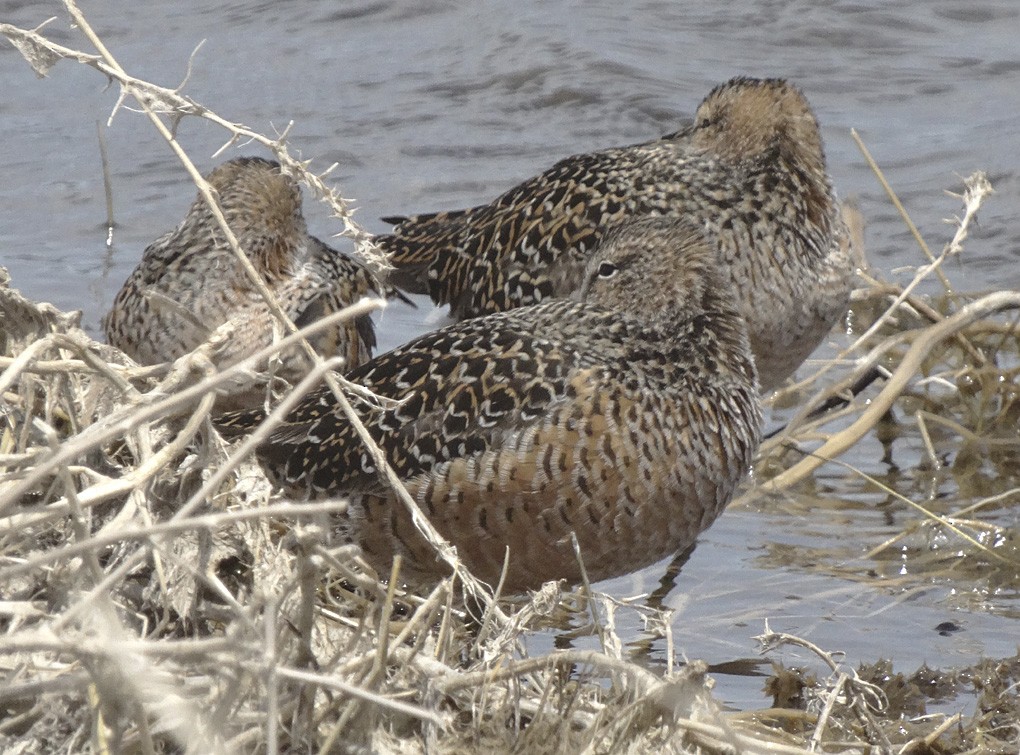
(2, 3, 1019, 752)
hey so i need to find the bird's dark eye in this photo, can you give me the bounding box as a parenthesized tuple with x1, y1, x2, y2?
(597, 261, 618, 279)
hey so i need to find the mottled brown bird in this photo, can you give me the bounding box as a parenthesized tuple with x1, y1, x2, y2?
(379, 76, 853, 392)
(221, 218, 762, 592)
(103, 157, 381, 405)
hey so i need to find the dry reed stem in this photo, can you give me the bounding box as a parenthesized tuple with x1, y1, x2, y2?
(851, 129, 951, 291)
(762, 288, 1020, 492)
(273, 666, 443, 725)
(829, 457, 1016, 566)
(853, 275, 986, 365)
(0, 500, 349, 583)
(845, 170, 992, 352)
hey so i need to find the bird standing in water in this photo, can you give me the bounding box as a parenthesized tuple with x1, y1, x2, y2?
(104, 157, 382, 407)
(220, 218, 762, 592)
(379, 76, 853, 392)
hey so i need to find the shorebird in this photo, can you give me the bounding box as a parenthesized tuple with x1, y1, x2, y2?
(221, 217, 762, 592)
(103, 157, 382, 406)
(379, 76, 853, 392)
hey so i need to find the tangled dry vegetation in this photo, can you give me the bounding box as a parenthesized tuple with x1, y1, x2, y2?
(3, 3, 1020, 753)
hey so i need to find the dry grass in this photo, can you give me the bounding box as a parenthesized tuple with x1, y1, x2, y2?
(3, 3, 1020, 753)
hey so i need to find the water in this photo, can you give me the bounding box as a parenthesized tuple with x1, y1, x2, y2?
(3, 0, 1018, 712)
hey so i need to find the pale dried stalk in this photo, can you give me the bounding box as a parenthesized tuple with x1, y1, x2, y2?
(0, 500, 348, 582)
(843, 172, 992, 360)
(0, 634, 240, 662)
(851, 128, 950, 290)
(433, 649, 665, 695)
(851, 457, 1011, 562)
(91, 611, 230, 754)
(0, 336, 59, 396)
(0, 355, 166, 379)
(943, 174, 994, 257)
(853, 275, 986, 365)
(677, 720, 822, 755)
(762, 329, 910, 451)
(272, 666, 444, 726)
(763, 289, 1020, 492)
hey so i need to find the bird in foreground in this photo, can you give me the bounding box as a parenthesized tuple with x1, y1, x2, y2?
(378, 76, 853, 392)
(103, 156, 382, 407)
(219, 217, 763, 592)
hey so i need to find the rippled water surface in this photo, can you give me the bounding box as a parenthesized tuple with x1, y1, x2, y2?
(4, 0, 1019, 712)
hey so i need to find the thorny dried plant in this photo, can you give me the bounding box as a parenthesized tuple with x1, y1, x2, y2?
(2, 3, 1020, 753)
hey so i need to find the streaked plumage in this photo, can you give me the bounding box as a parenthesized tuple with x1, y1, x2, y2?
(221, 218, 762, 592)
(379, 76, 853, 391)
(103, 157, 381, 405)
